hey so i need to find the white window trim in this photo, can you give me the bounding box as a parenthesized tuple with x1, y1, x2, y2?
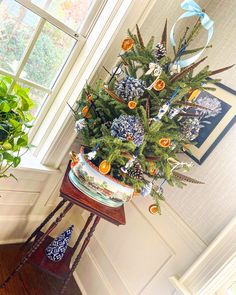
(1, 0, 107, 139)
(169, 216, 236, 295)
(30, 0, 157, 169)
(16, 0, 80, 39)
(27, 0, 108, 141)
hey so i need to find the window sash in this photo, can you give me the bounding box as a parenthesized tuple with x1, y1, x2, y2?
(1, 0, 106, 139)
(15, 0, 80, 40)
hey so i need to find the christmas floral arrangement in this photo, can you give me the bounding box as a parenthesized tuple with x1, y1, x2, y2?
(71, 0, 233, 214)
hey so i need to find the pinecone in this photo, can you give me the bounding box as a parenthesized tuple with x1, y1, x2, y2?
(154, 43, 166, 60)
(115, 76, 146, 102)
(127, 162, 143, 180)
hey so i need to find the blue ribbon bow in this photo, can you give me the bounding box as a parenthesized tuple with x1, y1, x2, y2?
(170, 0, 214, 68)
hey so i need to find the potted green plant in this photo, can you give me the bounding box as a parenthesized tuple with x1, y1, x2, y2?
(0, 76, 34, 179)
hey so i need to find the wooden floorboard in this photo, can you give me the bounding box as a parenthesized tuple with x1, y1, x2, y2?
(0, 244, 82, 295)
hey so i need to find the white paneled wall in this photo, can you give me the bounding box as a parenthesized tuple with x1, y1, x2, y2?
(0, 160, 65, 243)
(72, 200, 206, 295)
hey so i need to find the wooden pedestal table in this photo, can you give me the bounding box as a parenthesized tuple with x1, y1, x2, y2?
(0, 162, 126, 294)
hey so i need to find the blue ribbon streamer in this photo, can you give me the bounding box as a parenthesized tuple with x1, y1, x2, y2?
(170, 0, 214, 68)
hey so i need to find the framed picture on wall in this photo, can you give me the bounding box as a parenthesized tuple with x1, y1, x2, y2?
(185, 83, 236, 164)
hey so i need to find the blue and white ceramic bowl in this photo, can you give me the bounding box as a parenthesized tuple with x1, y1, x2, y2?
(69, 147, 134, 207)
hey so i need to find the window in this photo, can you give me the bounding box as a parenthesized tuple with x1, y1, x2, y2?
(0, 0, 102, 119)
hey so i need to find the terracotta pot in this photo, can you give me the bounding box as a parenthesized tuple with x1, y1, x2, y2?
(69, 147, 134, 207)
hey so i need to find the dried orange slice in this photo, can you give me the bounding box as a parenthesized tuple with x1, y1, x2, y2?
(153, 79, 165, 91)
(128, 101, 137, 109)
(82, 106, 91, 118)
(121, 37, 135, 51)
(159, 138, 171, 148)
(86, 94, 93, 102)
(99, 160, 111, 175)
(149, 204, 158, 215)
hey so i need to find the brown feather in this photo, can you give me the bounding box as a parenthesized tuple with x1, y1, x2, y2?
(120, 55, 128, 66)
(103, 87, 126, 104)
(161, 19, 168, 47)
(136, 24, 145, 48)
(146, 156, 162, 162)
(173, 171, 204, 184)
(210, 64, 235, 76)
(170, 56, 208, 83)
(173, 101, 212, 110)
(178, 112, 201, 117)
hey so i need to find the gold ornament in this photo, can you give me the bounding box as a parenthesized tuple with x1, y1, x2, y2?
(153, 79, 165, 91)
(99, 160, 111, 175)
(121, 37, 135, 51)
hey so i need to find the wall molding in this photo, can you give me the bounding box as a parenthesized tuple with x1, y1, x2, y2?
(170, 216, 236, 295)
(78, 211, 132, 295)
(73, 196, 207, 295)
(0, 215, 45, 245)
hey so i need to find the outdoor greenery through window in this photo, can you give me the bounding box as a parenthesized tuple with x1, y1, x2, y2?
(0, 0, 94, 117)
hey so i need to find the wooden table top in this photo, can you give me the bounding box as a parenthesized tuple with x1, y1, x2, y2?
(60, 162, 126, 226)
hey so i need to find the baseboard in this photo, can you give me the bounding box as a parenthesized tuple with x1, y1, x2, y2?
(0, 215, 45, 245)
(0, 238, 26, 245)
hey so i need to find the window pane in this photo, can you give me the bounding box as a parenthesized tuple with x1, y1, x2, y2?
(20, 84, 49, 116)
(28, 88, 49, 116)
(32, 0, 94, 31)
(0, 0, 39, 73)
(20, 22, 76, 88)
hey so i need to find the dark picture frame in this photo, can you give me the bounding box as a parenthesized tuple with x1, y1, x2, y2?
(185, 83, 236, 164)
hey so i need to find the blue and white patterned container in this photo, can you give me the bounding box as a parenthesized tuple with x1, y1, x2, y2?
(69, 147, 134, 207)
(45, 225, 74, 262)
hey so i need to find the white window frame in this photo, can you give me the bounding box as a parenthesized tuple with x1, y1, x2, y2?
(30, 0, 137, 167)
(2, 0, 156, 169)
(0, 0, 107, 140)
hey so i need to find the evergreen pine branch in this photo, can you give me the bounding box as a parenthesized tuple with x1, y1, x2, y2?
(182, 45, 212, 56)
(185, 17, 202, 47)
(177, 26, 190, 53)
(146, 36, 155, 51)
(138, 106, 149, 131)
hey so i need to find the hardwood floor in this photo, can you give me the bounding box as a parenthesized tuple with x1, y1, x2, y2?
(0, 244, 82, 295)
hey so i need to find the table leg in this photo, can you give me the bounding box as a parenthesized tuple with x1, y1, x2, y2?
(0, 202, 73, 289)
(22, 199, 67, 249)
(72, 213, 94, 252)
(60, 216, 101, 295)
